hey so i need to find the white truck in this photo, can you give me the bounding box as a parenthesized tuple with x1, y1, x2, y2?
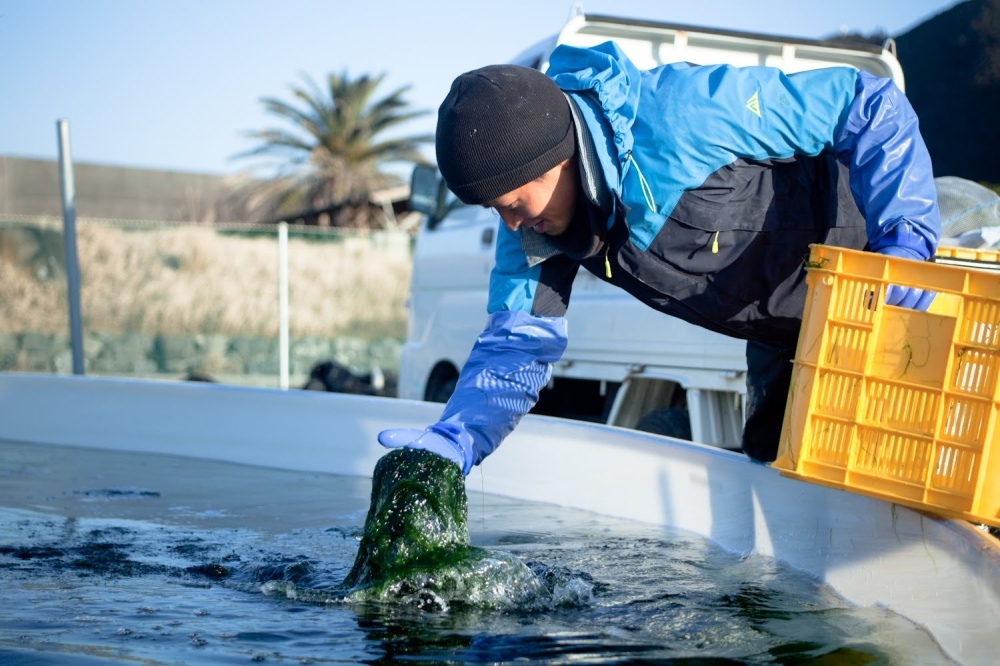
(399, 11, 907, 449)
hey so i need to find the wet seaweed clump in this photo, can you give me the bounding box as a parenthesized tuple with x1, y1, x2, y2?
(340, 448, 548, 610)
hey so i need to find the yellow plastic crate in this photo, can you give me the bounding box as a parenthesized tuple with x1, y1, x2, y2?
(774, 244, 1000, 527)
(934, 246, 1000, 264)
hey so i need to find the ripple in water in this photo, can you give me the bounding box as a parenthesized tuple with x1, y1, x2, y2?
(0, 441, 950, 664)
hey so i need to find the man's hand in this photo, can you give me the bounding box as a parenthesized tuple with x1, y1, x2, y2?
(377, 427, 468, 475)
(875, 247, 937, 311)
(885, 284, 936, 311)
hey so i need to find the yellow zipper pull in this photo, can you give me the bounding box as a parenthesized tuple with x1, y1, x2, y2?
(604, 244, 612, 278)
(711, 231, 720, 254)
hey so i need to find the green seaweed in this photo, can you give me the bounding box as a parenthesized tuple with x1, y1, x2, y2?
(341, 448, 548, 610)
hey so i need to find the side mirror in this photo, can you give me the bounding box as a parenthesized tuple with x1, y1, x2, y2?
(409, 164, 450, 229)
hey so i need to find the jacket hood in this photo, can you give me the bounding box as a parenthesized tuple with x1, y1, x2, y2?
(547, 41, 641, 164)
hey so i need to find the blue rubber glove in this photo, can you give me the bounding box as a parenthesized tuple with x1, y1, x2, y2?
(377, 423, 472, 476)
(876, 247, 937, 311)
(833, 70, 940, 313)
(378, 311, 567, 478)
(885, 284, 936, 311)
(835, 71, 940, 263)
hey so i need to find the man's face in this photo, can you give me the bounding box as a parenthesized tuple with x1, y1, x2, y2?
(484, 159, 578, 237)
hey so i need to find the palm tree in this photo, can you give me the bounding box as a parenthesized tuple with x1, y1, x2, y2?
(235, 71, 433, 228)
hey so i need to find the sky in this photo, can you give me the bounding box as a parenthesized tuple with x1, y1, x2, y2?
(0, 0, 964, 178)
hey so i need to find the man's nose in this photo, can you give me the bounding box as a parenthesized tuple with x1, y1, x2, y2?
(500, 210, 523, 231)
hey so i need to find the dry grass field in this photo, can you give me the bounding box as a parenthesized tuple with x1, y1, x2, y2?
(0, 220, 412, 340)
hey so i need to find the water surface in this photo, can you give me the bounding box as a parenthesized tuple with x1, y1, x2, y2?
(0, 440, 949, 664)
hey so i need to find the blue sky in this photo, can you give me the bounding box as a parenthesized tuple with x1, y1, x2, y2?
(0, 0, 962, 177)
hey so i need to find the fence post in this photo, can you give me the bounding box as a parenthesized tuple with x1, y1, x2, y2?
(278, 221, 289, 390)
(57, 119, 85, 375)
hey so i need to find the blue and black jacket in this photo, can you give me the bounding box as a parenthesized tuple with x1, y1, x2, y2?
(427, 42, 941, 474)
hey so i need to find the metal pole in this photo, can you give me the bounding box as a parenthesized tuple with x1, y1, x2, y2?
(57, 119, 85, 375)
(278, 221, 289, 390)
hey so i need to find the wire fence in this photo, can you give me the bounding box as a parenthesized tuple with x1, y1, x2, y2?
(0, 215, 413, 389)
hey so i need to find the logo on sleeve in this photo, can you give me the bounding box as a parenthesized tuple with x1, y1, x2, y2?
(745, 91, 761, 117)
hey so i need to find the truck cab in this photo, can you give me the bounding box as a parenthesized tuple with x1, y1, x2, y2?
(400, 12, 906, 449)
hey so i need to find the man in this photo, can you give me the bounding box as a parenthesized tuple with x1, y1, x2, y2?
(379, 41, 941, 473)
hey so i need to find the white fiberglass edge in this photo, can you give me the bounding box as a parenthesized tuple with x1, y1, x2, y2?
(1, 373, 997, 664)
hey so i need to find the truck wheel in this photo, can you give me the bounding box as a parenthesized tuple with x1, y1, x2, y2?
(636, 408, 691, 440)
(426, 375, 457, 403)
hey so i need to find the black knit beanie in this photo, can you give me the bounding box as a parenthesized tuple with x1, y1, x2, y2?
(436, 65, 575, 205)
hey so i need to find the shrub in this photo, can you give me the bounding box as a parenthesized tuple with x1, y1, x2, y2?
(0, 220, 412, 340)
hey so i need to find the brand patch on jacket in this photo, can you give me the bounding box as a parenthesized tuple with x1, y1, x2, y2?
(745, 91, 761, 117)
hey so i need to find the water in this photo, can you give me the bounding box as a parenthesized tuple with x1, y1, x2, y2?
(0, 440, 950, 664)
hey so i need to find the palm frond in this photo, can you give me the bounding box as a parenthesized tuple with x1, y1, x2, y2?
(235, 69, 432, 227)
